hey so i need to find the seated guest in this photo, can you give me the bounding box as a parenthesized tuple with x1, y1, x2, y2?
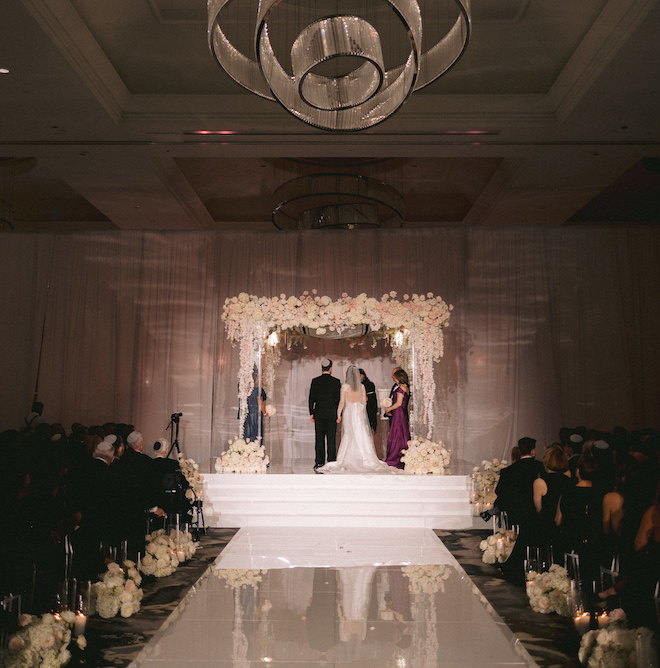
(494, 437, 544, 584)
(556, 455, 603, 584)
(151, 438, 190, 521)
(533, 444, 571, 554)
(71, 440, 116, 580)
(565, 433, 584, 478)
(118, 431, 165, 554)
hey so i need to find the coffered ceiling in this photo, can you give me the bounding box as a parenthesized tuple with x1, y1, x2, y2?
(0, 0, 658, 232)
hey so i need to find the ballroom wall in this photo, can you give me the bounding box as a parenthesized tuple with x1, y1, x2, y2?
(2, 227, 659, 470)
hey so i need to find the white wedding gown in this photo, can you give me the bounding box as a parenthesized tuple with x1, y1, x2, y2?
(317, 384, 401, 475)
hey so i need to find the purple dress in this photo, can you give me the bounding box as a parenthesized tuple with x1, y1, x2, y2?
(386, 387, 410, 469)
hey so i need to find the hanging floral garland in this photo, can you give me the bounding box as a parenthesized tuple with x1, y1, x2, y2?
(222, 290, 452, 437)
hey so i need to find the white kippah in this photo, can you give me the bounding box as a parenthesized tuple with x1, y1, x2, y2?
(127, 431, 141, 445)
(594, 439, 609, 449)
(51, 434, 62, 443)
(96, 441, 114, 454)
(569, 434, 583, 443)
(322, 358, 331, 367)
(104, 434, 117, 445)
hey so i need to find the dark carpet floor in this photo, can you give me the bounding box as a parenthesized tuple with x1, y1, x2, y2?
(435, 530, 581, 668)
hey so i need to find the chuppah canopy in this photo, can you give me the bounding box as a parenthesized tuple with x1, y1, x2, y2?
(222, 290, 452, 438)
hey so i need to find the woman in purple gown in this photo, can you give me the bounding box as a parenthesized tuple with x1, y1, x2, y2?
(385, 369, 410, 469)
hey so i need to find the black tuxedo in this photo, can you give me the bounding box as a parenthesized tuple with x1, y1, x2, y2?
(495, 456, 544, 585)
(309, 372, 341, 467)
(494, 457, 544, 526)
(363, 378, 378, 432)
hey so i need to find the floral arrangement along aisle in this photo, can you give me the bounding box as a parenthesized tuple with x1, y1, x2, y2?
(215, 437, 269, 473)
(178, 454, 204, 501)
(5, 611, 84, 667)
(479, 530, 516, 565)
(222, 290, 452, 437)
(93, 560, 144, 619)
(401, 437, 451, 475)
(214, 568, 267, 590)
(525, 564, 571, 616)
(578, 609, 655, 667)
(472, 458, 507, 511)
(139, 529, 180, 577)
(168, 528, 196, 561)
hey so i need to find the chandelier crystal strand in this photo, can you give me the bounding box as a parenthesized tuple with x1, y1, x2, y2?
(208, 0, 470, 130)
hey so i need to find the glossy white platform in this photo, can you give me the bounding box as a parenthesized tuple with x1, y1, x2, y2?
(202, 472, 474, 529)
(130, 528, 536, 668)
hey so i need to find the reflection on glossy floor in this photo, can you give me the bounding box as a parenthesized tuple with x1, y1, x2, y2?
(131, 528, 534, 668)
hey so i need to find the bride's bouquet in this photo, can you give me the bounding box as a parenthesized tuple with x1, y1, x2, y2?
(264, 404, 276, 417)
(401, 437, 450, 475)
(215, 437, 269, 473)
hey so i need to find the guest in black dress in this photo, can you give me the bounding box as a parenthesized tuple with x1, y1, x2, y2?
(359, 368, 378, 433)
(556, 455, 603, 584)
(532, 443, 571, 560)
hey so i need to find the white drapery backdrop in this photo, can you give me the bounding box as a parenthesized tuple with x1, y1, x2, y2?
(2, 228, 659, 471)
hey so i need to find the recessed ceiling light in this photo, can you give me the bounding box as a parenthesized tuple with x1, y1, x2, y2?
(0, 68, 10, 74)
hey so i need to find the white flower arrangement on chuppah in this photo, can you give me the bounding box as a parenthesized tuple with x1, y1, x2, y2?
(402, 565, 452, 595)
(222, 290, 452, 438)
(472, 458, 507, 508)
(578, 609, 655, 667)
(264, 403, 276, 417)
(400, 436, 451, 475)
(525, 564, 571, 616)
(93, 560, 144, 619)
(139, 529, 180, 578)
(5, 611, 82, 668)
(215, 437, 269, 474)
(214, 568, 267, 590)
(479, 530, 516, 565)
(177, 454, 204, 501)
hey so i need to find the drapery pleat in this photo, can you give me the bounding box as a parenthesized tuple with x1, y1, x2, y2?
(2, 228, 659, 471)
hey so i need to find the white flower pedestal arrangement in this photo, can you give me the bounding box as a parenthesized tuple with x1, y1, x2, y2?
(215, 437, 269, 474)
(400, 437, 451, 475)
(93, 560, 144, 619)
(139, 530, 181, 578)
(5, 611, 84, 668)
(479, 529, 516, 565)
(525, 564, 571, 617)
(471, 458, 507, 514)
(578, 608, 657, 667)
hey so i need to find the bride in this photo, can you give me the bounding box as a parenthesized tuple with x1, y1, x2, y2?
(317, 366, 401, 475)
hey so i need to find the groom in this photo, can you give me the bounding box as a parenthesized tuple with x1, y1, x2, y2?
(309, 358, 341, 472)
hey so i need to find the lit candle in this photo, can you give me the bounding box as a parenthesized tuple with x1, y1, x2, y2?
(574, 612, 590, 634)
(475, 502, 482, 515)
(484, 501, 493, 511)
(176, 549, 185, 563)
(597, 611, 610, 629)
(496, 537, 504, 559)
(74, 612, 86, 637)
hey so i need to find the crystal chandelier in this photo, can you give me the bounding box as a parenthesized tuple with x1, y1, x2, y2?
(207, 0, 471, 131)
(271, 173, 404, 229)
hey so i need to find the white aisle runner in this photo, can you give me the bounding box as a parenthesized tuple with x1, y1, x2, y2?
(131, 528, 536, 668)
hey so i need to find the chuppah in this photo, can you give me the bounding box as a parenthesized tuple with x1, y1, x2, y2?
(204, 290, 468, 530)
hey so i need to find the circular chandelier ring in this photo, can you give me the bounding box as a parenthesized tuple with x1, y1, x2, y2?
(291, 16, 385, 111)
(207, 0, 471, 130)
(256, 0, 422, 131)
